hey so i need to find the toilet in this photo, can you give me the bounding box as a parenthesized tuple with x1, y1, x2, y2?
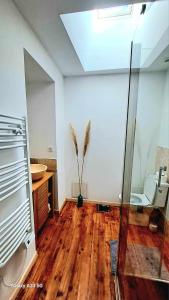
(131, 174, 169, 207)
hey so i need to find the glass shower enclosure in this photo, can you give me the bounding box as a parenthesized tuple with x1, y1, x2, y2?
(117, 0, 169, 298)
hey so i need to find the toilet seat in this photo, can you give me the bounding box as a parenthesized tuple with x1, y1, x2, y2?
(118, 193, 151, 206)
(130, 193, 151, 206)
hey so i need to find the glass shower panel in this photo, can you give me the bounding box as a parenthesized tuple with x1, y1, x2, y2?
(124, 63, 166, 279)
(118, 0, 169, 286)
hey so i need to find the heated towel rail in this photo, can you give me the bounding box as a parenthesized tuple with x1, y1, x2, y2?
(0, 114, 32, 268)
(0, 198, 31, 268)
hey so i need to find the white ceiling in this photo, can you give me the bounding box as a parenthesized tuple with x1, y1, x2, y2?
(148, 45, 169, 71)
(14, 0, 148, 76)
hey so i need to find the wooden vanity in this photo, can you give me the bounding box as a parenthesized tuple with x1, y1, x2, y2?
(32, 172, 55, 238)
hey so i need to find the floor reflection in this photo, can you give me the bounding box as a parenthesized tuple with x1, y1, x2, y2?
(124, 219, 169, 281)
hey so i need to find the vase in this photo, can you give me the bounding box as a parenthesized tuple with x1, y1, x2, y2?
(77, 194, 83, 207)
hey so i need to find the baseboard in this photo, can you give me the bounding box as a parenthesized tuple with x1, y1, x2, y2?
(65, 198, 121, 207)
(54, 198, 121, 217)
(10, 252, 38, 300)
(54, 199, 67, 215)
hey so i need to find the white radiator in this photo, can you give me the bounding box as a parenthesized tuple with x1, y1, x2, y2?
(0, 198, 31, 268)
(0, 159, 29, 202)
(0, 114, 32, 268)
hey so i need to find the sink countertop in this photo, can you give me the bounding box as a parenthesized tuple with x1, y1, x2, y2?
(32, 171, 54, 192)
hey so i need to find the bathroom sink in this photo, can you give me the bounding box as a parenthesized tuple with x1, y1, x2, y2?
(30, 164, 47, 181)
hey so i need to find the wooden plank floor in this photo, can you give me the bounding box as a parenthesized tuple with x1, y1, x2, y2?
(119, 274, 169, 300)
(127, 224, 169, 275)
(16, 201, 169, 300)
(16, 201, 119, 300)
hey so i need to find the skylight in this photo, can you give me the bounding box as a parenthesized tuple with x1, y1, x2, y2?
(97, 5, 133, 19)
(60, 3, 143, 72)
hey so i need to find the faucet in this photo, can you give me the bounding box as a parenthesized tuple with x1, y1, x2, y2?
(158, 166, 167, 188)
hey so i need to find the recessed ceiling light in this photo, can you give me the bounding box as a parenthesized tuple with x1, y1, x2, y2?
(97, 5, 133, 19)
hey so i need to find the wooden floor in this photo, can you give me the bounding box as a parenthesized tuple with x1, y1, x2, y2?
(16, 201, 169, 300)
(16, 201, 119, 300)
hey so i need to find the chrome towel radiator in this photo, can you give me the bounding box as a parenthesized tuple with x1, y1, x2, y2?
(0, 114, 32, 268)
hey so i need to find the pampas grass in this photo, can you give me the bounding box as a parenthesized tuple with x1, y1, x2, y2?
(70, 124, 78, 156)
(81, 121, 91, 187)
(70, 124, 81, 193)
(83, 121, 91, 157)
(70, 121, 91, 196)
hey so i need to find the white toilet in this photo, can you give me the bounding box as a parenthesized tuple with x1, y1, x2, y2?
(131, 175, 169, 207)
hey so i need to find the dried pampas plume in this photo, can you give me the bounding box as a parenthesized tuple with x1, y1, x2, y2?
(70, 124, 78, 156)
(70, 123, 81, 194)
(81, 120, 91, 188)
(70, 121, 91, 198)
(83, 120, 91, 157)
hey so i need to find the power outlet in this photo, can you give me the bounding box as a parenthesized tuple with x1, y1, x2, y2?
(48, 146, 53, 153)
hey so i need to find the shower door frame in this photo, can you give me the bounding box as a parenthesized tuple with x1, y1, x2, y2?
(117, 39, 169, 300)
(116, 41, 141, 299)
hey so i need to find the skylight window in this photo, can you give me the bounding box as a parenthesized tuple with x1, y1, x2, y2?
(97, 5, 133, 19)
(60, 3, 144, 72)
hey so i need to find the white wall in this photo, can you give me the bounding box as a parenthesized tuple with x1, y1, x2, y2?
(0, 0, 65, 209)
(131, 71, 166, 192)
(64, 74, 129, 202)
(27, 82, 57, 159)
(134, 0, 169, 68)
(0, 0, 65, 299)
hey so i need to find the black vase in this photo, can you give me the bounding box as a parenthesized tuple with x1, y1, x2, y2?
(77, 194, 83, 207)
